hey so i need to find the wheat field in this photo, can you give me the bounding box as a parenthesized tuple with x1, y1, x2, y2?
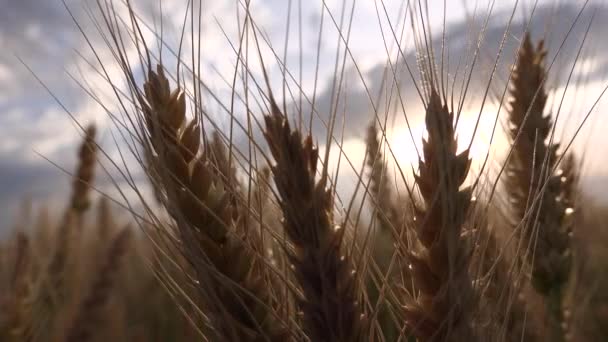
(2, 0, 608, 341)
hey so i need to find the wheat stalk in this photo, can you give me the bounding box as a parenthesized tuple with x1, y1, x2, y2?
(475, 221, 536, 342)
(63, 228, 131, 342)
(2, 232, 31, 342)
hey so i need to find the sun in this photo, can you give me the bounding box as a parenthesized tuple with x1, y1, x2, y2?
(381, 105, 509, 183)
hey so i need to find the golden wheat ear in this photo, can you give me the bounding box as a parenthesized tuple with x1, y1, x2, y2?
(53, 123, 98, 279)
(366, 123, 401, 235)
(137, 65, 289, 341)
(262, 93, 368, 341)
(70, 125, 97, 215)
(505, 33, 577, 340)
(401, 89, 477, 341)
(364, 122, 403, 340)
(21, 125, 100, 341)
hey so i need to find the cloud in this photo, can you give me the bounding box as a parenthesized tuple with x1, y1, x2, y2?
(0, 154, 69, 226)
(1, 1, 608, 228)
(245, 2, 608, 212)
(0, 0, 161, 224)
(286, 3, 606, 141)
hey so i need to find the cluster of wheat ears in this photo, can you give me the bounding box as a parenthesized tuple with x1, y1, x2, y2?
(2, 0, 608, 341)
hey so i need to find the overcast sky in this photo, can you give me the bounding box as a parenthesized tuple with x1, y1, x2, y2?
(1, 0, 607, 227)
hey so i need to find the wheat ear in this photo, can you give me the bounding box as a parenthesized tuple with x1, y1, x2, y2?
(139, 65, 287, 341)
(263, 95, 368, 342)
(364, 122, 402, 340)
(366, 123, 402, 235)
(506, 33, 576, 340)
(96, 197, 113, 240)
(24, 126, 99, 341)
(47, 123, 98, 302)
(69, 125, 97, 214)
(402, 90, 477, 342)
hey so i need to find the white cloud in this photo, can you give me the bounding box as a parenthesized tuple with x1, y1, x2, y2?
(2, 0, 608, 227)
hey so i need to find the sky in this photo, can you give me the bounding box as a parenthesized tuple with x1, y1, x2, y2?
(1, 0, 608, 226)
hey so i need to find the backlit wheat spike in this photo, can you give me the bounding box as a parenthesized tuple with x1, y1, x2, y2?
(366, 123, 401, 234)
(403, 90, 477, 342)
(70, 125, 97, 214)
(139, 65, 288, 341)
(365, 122, 402, 341)
(263, 94, 368, 342)
(506, 33, 576, 341)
